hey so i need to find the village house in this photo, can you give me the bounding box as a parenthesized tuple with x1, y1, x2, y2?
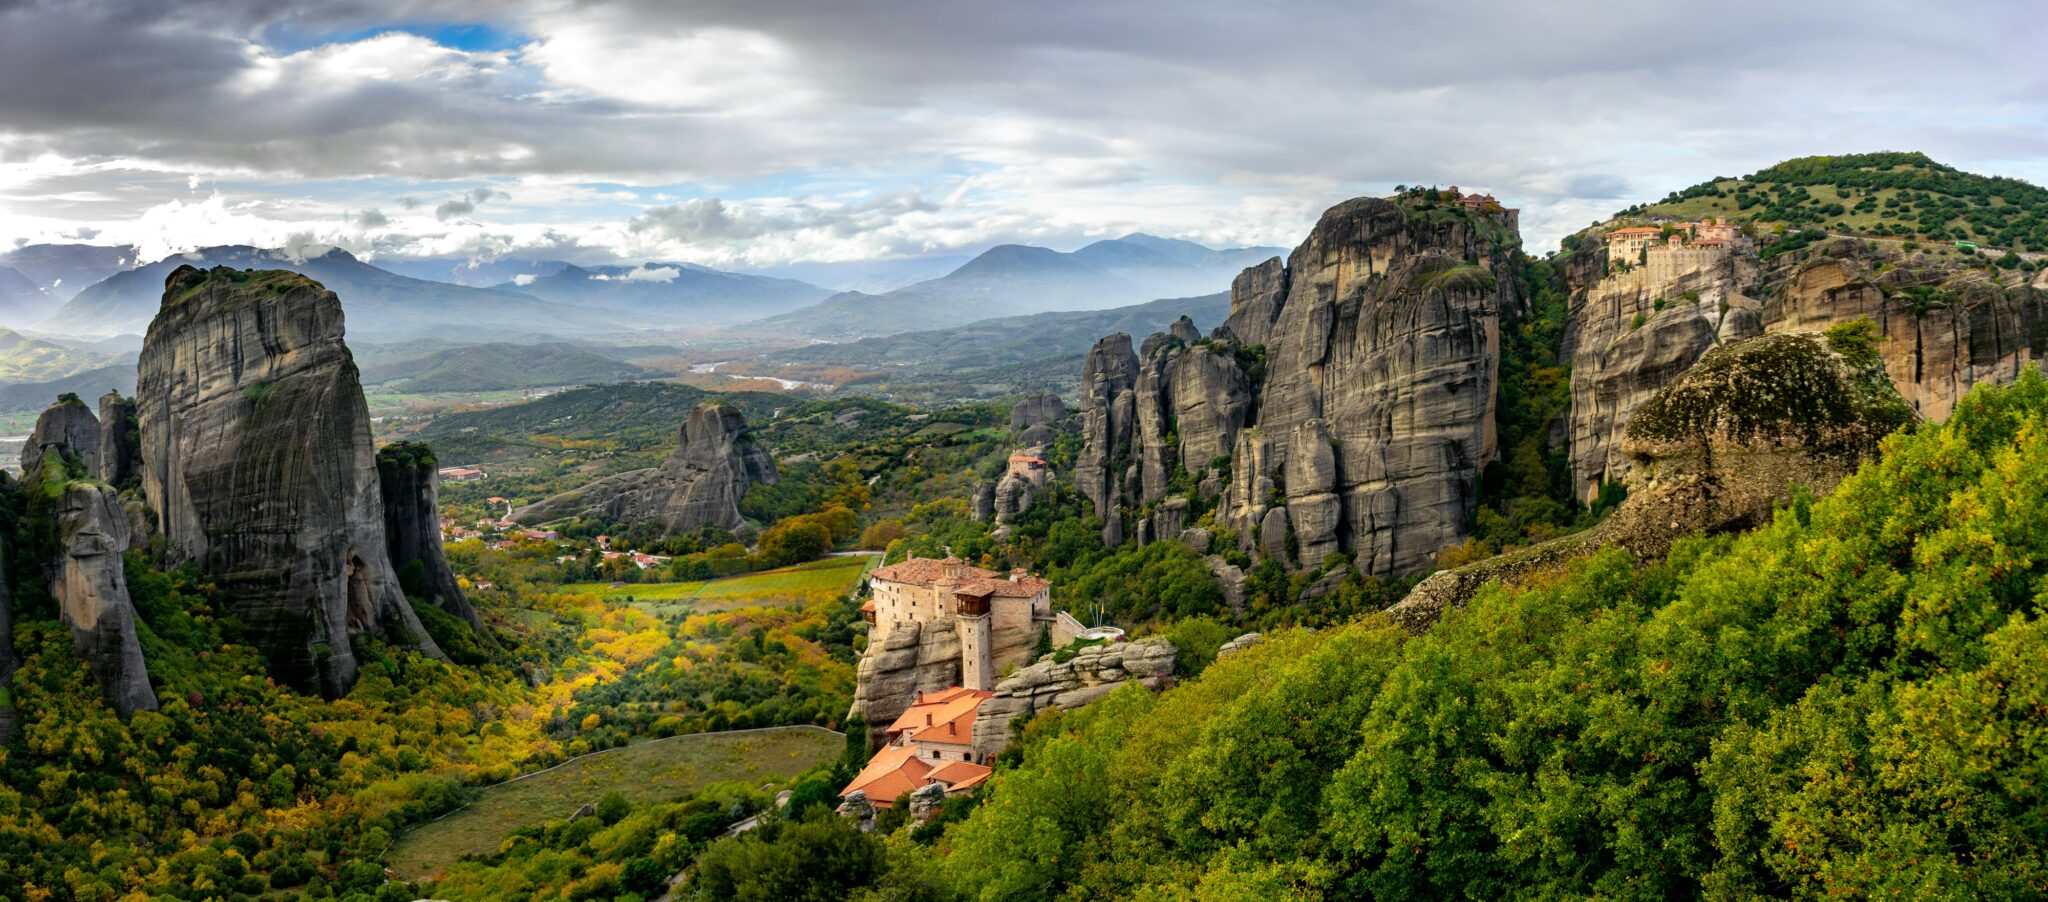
(438, 466, 485, 482)
(840, 687, 995, 807)
(862, 555, 1080, 691)
(1004, 452, 1051, 487)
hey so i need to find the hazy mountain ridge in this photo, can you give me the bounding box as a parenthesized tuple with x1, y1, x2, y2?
(752, 234, 1281, 338)
(36, 246, 616, 342)
(358, 341, 657, 392)
(496, 262, 830, 323)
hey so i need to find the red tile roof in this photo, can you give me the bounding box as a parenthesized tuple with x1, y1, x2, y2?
(928, 760, 993, 790)
(886, 687, 991, 747)
(841, 744, 932, 806)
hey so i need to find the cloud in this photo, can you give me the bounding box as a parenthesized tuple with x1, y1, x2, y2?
(512, 273, 537, 285)
(355, 208, 391, 228)
(6, 1, 2048, 256)
(593, 265, 679, 283)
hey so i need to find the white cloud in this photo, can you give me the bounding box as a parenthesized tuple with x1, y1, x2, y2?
(512, 273, 537, 286)
(593, 265, 679, 283)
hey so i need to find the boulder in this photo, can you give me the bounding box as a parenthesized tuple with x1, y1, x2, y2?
(1205, 556, 1246, 614)
(50, 482, 157, 715)
(907, 782, 948, 822)
(1217, 632, 1264, 657)
(836, 790, 877, 832)
(137, 265, 445, 696)
(513, 402, 777, 535)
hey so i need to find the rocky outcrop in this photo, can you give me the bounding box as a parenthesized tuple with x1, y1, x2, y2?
(513, 402, 777, 535)
(50, 481, 157, 715)
(95, 391, 141, 488)
(137, 265, 444, 696)
(22, 395, 100, 478)
(907, 782, 948, 821)
(971, 637, 1175, 761)
(1074, 333, 1141, 545)
(1217, 632, 1263, 658)
(836, 790, 877, 832)
(1009, 391, 1068, 433)
(1563, 228, 2045, 501)
(850, 619, 963, 741)
(378, 442, 489, 637)
(992, 472, 1033, 523)
(1079, 196, 1517, 578)
(971, 481, 996, 522)
(1391, 330, 1913, 631)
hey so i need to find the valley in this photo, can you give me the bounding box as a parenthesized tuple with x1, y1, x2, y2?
(2, 152, 2047, 901)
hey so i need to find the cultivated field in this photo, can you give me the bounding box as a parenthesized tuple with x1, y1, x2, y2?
(386, 725, 844, 879)
(561, 554, 877, 617)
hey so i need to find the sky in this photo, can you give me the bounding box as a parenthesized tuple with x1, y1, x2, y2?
(3, 0, 2047, 270)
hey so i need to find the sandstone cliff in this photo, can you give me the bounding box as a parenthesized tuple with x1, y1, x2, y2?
(512, 402, 777, 535)
(51, 479, 158, 715)
(95, 391, 141, 488)
(850, 619, 964, 740)
(1077, 196, 1518, 578)
(378, 441, 489, 638)
(1391, 330, 1913, 630)
(137, 265, 444, 696)
(970, 637, 1176, 761)
(22, 395, 100, 478)
(1563, 225, 2044, 500)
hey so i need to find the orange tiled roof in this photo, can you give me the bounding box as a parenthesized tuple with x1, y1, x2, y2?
(886, 687, 991, 747)
(841, 744, 932, 806)
(928, 760, 993, 790)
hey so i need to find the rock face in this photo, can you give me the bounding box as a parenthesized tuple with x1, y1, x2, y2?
(907, 782, 948, 821)
(51, 481, 157, 715)
(137, 265, 444, 696)
(850, 619, 963, 740)
(1009, 391, 1068, 432)
(377, 442, 488, 637)
(1390, 330, 1913, 630)
(1563, 227, 2044, 501)
(970, 637, 1176, 761)
(22, 396, 100, 478)
(95, 391, 142, 488)
(513, 402, 777, 535)
(1077, 196, 1518, 578)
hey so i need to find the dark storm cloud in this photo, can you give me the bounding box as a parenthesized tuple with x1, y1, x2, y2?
(5, 0, 2048, 254)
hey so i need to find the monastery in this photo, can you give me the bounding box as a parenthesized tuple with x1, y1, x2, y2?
(861, 555, 1080, 691)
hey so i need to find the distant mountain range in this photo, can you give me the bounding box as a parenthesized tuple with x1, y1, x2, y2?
(0, 244, 141, 300)
(495, 262, 831, 324)
(750, 234, 1280, 338)
(0, 266, 61, 327)
(36, 246, 617, 342)
(369, 256, 573, 288)
(766, 291, 1231, 372)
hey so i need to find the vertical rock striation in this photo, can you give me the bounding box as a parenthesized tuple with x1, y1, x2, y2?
(378, 441, 489, 638)
(95, 391, 142, 488)
(137, 265, 443, 696)
(51, 481, 157, 715)
(1076, 195, 1518, 578)
(511, 402, 778, 535)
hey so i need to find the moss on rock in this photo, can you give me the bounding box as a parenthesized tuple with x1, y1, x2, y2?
(1624, 331, 1913, 458)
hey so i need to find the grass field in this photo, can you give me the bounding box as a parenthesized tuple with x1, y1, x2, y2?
(562, 554, 877, 617)
(386, 725, 844, 879)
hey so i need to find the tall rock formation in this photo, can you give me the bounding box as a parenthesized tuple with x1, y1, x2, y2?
(970, 637, 1176, 761)
(137, 265, 444, 696)
(22, 395, 100, 478)
(51, 481, 158, 715)
(95, 391, 141, 488)
(511, 402, 777, 534)
(1077, 195, 1519, 577)
(377, 442, 489, 638)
